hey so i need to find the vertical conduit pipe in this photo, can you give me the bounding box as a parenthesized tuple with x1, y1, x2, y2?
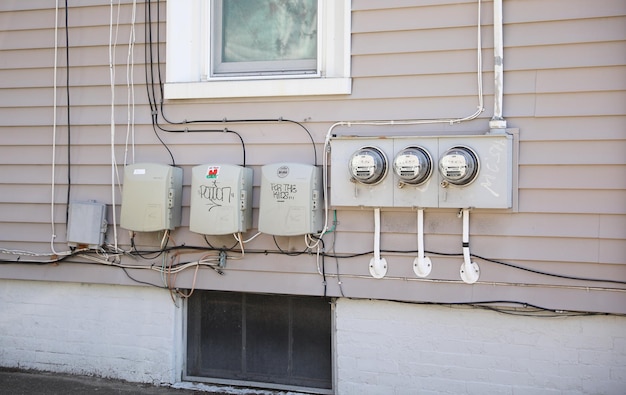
(489, 0, 507, 132)
(369, 208, 388, 279)
(460, 209, 480, 284)
(413, 209, 432, 277)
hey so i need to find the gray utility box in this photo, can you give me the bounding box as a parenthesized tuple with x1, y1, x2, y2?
(67, 200, 107, 249)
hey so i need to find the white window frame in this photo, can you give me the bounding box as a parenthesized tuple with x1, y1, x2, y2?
(165, 0, 351, 99)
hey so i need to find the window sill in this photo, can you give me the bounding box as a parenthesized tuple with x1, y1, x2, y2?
(163, 77, 352, 100)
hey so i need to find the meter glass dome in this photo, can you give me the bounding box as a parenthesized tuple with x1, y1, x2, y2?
(393, 146, 433, 186)
(348, 146, 388, 185)
(439, 146, 479, 186)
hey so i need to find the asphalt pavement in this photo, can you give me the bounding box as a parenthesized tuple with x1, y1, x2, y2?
(0, 368, 289, 395)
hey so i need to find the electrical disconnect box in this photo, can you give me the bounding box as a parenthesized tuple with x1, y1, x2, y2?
(189, 164, 253, 235)
(330, 133, 515, 209)
(120, 163, 183, 232)
(258, 163, 323, 236)
(66, 200, 107, 249)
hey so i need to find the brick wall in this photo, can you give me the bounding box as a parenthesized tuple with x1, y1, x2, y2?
(335, 298, 626, 394)
(0, 279, 180, 385)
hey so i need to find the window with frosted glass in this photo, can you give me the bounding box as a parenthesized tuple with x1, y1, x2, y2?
(213, 0, 318, 75)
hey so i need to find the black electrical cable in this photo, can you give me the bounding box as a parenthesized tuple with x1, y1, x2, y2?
(121, 267, 167, 289)
(64, 0, 72, 224)
(145, 0, 317, 167)
(471, 253, 626, 286)
(272, 236, 309, 256)
(391, 299, 617, 318)
(203, 235, 240, 251)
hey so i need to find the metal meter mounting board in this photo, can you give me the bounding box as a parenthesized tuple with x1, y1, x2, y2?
(330, 134, 513, 209)
(120, 163, 183, 232)
(258, 163, 323, 236)
(189, 164, 253, 235)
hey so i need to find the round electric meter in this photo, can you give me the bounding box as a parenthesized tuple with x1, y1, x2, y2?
(348, 146, 388, 185)
(439, 145, 479, 186)
(393, 146, 433, 186)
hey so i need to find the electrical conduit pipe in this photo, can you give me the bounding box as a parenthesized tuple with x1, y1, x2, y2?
(369, 208, 388, 278)
(413, 209, 432, 277)
(460, 209, 480, 283)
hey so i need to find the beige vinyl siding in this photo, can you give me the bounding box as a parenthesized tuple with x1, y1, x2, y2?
(0, 0, 624, 314)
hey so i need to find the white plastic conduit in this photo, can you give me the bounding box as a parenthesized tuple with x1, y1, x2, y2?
(369, 208, 388, 279)
(413, 209, 432, 277)
(459, 209, 480, 284)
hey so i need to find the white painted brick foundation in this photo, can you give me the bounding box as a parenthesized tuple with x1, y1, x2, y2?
(0, 279, 181, 385)
(2, 280, 625, 394)
(335, 298, 626, 395)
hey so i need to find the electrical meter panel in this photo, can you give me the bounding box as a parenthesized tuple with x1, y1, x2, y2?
(330, 133, 514, 209)
(330, 138, 395, 207)
(258, 163, 323, 236)
(392, 137, 439, 208)
(120, 163, 183, 232)
(330, 136, 439, 208)
(438, 135, 513, 209)
(349, 146, 389, 185)
(67, 200, 107, 249)
(189, 164, 253, 235)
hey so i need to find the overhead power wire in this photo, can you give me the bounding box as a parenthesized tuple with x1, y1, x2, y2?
(64, 0, 72, 225)
(143, 0, 317, 167)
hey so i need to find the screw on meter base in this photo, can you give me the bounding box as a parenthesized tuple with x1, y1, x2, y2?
(348, 146, 389, 185)
(438, 145, 480, 186)
(393, 146, 433, 186)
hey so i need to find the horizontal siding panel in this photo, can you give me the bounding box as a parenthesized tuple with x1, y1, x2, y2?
(352, 0, 476, 12)
(513, 116, 626, 142)
(334, 210, 620, 239)
(352, 26, 481, 56)
(519, 141, 626, 165)
(0, 204, 65, 224)
(507, 16, 626, 47)
(0, 4, 143, 32)
(519, 189, 626, 215)
(0, 223, 65, 243)
(599, 239, 626, 264)
(535, 66, 626, 93)
(352, 74, 482, 99)
(507, 42, 626, 71)
(0, 123, 322, 146)
(321, 231, 604, 265)
(519, 165, 626, 190)
(352, 50, 481, 78)
(352, 3, 480, 33)
(0, 74, 485, 106)
(599, 215, 626, 239)
(534, 92, 626, 117)
(0, 43, 160, 70)
(505, 0, 626, 24)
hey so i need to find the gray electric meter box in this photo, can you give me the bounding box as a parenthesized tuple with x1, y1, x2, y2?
(258, 163, 323, 236)
(66, 200, 107, 249)
(189, 164, 253, 235)
(120, 163, 183, 232)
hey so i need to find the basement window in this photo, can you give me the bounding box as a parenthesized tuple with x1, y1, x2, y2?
(186, 291, 333, 393)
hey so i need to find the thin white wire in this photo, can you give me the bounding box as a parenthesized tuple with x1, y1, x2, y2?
(109, 0, 122, 251)
(50, 0, 60, 253)
(319, 0, 485, 240)
(125, 0, 137, 166)
(49, 1, 72, 257)
(234, 231, 262, 244)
